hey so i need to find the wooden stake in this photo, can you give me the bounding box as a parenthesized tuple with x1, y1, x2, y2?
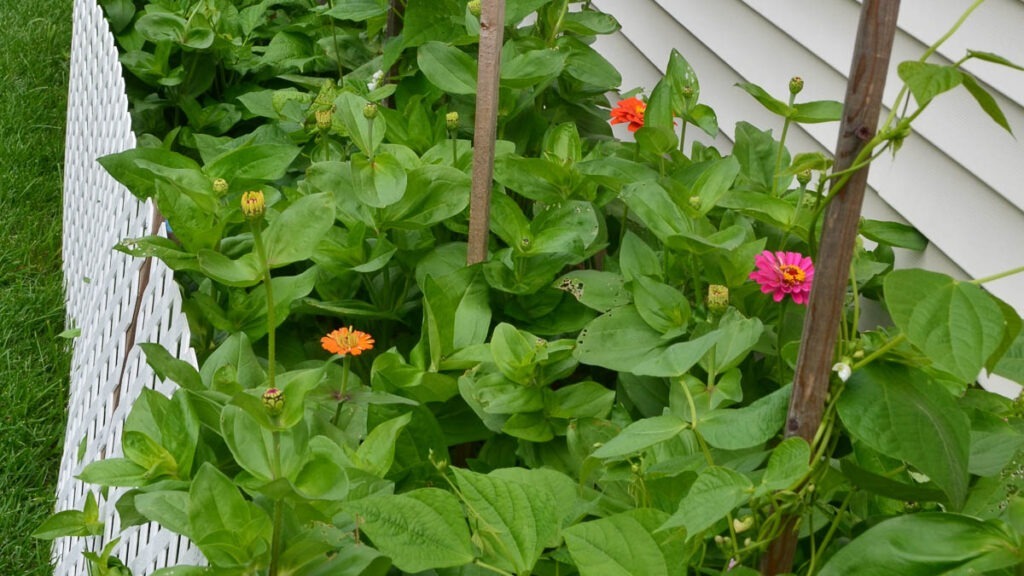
(761, 1, 901, 573)
(466, 0, 505, 265)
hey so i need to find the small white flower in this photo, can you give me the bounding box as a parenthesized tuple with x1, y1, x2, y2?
(832, 361, 852, 382)
(367, 69, 385, 91)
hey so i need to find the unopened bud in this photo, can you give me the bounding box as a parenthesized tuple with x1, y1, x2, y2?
(714, 535, 726, 546)
(681, 85, 694, 98)
(796, 170, 811, 187)
(212, 178, 229, 194)
(732, 516, 754, 534)
(789, 76, 804, 95)
(446, 111, 460, 132)
(688, 196, 701, 209)
(315, 107, 334, 130)
(707, 285, 729, 314)
(468, 0, 481, 17)
(241, 190, 265, 219)
(362, 102, 378, 120)
(262, 387, 284, 416)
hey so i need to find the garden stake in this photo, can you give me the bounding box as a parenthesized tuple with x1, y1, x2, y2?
(467, 0, 505, 265)
(761, 1, 900, 573)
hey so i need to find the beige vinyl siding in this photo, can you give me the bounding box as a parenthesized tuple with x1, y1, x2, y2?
(591, 0, 1024, 394)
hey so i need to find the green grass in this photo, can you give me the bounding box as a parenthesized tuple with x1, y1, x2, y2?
(0, 0, 74, 573)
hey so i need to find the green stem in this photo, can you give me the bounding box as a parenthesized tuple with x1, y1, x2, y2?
(970, 264, 1024, 285)
(806, 489, 856, 575)
(679, 118, 688, 155)
(324, 0, 344, 80)
(251, 221, 276, 388)
(269, 430, 283, 576)
(332, 355, 352, 425)
(771, 121, 794, 199)
(852, 333, 906, 370)
(921, 0, 987, 63)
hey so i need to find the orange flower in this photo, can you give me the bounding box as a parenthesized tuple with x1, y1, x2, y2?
(610, 97, 646, 132)
(321, 326, 375, 356)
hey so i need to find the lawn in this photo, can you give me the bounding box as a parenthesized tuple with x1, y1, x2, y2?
(0, 0, 74, 572)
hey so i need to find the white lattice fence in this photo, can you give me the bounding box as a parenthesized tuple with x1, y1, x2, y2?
(54, 0, 205, 572)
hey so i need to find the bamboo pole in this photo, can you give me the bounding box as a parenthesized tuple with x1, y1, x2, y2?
(761, 1, 901, 573)
(466, 0, 505, 265)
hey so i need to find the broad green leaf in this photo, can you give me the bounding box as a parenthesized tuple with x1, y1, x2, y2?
(505, 0, 554, 25)
(839, 458, 946, 503)
(619, 231, 662, 282)
(452, 468, 557, 574)
(565, 513, 669, 576)
(77, 458, 149, 487)
(703, 310, 764, 372)
(263, 192, 336, 267)
(666, 48, 700, 113)
(188, 463, 256, 542)
(555, 270, 630, 313)
(135, 490, 191, 536)
(114, 236, 199, 272)
(685, 104, 719, 138)
(592, 414, 688, 460)
(97, 147, 200, 200)
(32, 492, 104, 539)
(197, 250, 262, 288)
(759, 437, 810, 493)
(380, 164, 470, 229)
(698, 384, 790, 450)
(644, 77, 675, 132)
(122, 431, 177, 478)
(325, 0, 385, 21)
(199, 332, 264, 389)
(733, 121, 788, 194)
(547, 381, 615, 420)
(575, 306, 667, 373)
(501, 49, 566, 88)
(493, 155, 570, 203)
(139, 343, 203, 391)
(490, 323, 539, 386)
(561, 37, 621, 91)
(401, 0, 462, 47)
(660, 466, 753, 537)
(860, 219, 928, 251)
(898, 61, 963, 107)
(620, 181, 690, 242)
(885, 269, 1006, 382)
(204, 143, 300, 181)
(633, 331, 721, 377)
(691, 156, 740, 215)
(355, 412, 412, 478)
(967, 50, 1024, 71)
(420, 266, 491, 368)
(818, 513, 1019, 576)
(634, 126, 677, 156)
(994, 328, 1024, 383)
(961, 74, 1012, 134)
(967, 409, 1024, 477)
(418, 42, 477, 95)
(335, 92, 385, 156)
(837, 362, 971, 509)
(351, 152, 407, 208)
(632, 276, 690, 336)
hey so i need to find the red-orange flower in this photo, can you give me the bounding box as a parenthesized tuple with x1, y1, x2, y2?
(321, 326, 374, 356)
(610, 97, 646, 132)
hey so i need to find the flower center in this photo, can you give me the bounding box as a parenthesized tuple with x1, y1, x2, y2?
(779, 264, 806, 285)
(340, 332, 362, 347)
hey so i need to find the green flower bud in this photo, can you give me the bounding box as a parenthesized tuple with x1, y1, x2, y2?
(362, 102, 378, 120)
(468, 0, 481, 17)
(241, 190, 265, 220)
(796, 169, 812, 187)
(212, 178, 229, 194)
(688, 196, 701, 209)
(789, 76, 804, 95)
(446, 111, 459, 132)
(707, 284, 729, 314)
(315, 107, 334, 131)
(262, 387, 284, 416)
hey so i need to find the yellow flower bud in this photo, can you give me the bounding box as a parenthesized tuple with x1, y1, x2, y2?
(707, 284, 729, 314)
(446, 111, 460, 132)
(241, 190, 265, 219)
(212, 178, 229, 194)
(315, 107, 334, 130)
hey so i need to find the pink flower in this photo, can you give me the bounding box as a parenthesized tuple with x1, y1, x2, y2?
(750, 250, 814, 305)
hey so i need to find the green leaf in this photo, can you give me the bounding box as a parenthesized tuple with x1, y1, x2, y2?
(335, 92, 385, 156)
(790, 100, 843, 123)
(735, 82, 792, 117)
(961, 74, 1012, 134)
(620, 181, 689, 242)
(759, 437, 810, 493)
(547, 381, 615, 420)
(197, 250, 262, 288)
(994, 328, 1024, 383)
(897, 61, 964, 107)
(292, 436, 350, 500)
(325, 0, 386, 21)
(452, 468, 557, 574)
(139, 343, 203, 391)
(660, 467, 753, 537)
(560, 37, 621, 91)
(501, 48, 566, 88)
(632, 276, 690, 336)
(691, 156, 740, 215)
(418, 42, 477, 95)
(347, 488, 475, 572)
(380, 164, 471, 229)
(135, 490, 191, 536)
(32, 492, 104, 539)
(885, 269, 1006, 382)
(733, 121, 788, 194)
(818, 513, 1019, 576)
(97, 147, 200, 200)
(351, 152, 408, 208)
(77, 458, 149, 487)
(490, 323, 539, 386)
(555, 270, 631, 313)
(967, 50, 1024, 71)
(837, 362, 971, 509)
(619, 231, 662, 282)
(575, 305, 666, 373)
(355, 412, 412, 478)
(839, 458, 946, 503)
(967, 409, 1024, 477)
(699, 384, 791, 450)
(564, 513, 669, 576)
(263, 192, 336, 268)
(204, 143, 300, 181)
(592, 414, 688, 460)
(860, 219, 928, 251)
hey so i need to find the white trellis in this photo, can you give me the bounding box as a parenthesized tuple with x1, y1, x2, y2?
(53, 0, 205, 572)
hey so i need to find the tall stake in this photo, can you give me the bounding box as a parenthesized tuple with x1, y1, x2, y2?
(467, 0, 505, 265)
(761, 1, 900, 573)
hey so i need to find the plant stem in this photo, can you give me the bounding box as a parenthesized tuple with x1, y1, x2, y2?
(251, 221, 276, 388)
(970, 264, 1024, 285)
(852, 333, 906, 370)
(771, 93, 797, 198)
(269, 430, 283, 576)
(332, 355, 352, 425)
(805, 489, 856, 575)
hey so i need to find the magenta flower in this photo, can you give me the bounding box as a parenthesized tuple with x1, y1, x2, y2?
(750, 250, 814, 305)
